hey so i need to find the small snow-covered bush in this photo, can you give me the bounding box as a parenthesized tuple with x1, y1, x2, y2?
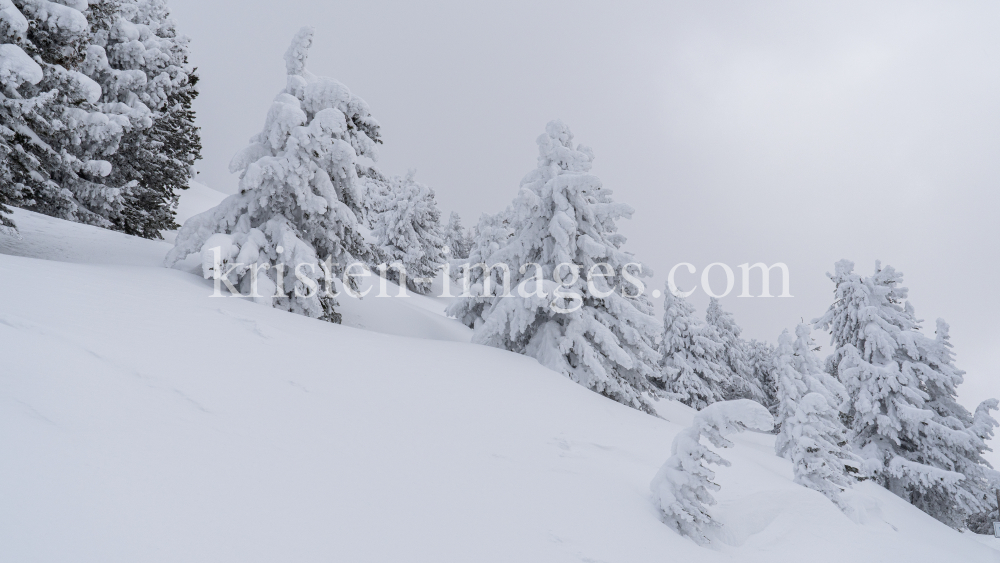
(650, 399, 773, 544)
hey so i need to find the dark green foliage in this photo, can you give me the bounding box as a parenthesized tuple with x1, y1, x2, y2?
(1, 0, 200, 238)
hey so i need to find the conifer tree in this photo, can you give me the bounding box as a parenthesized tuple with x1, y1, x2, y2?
(774, 324, 848, 449)
(705, 297, 763, 402)
(446, 209, 512, 327)
(81, 0, 201, 238)
(1, 2, 49, 233)
(657, 287, 729, 410)
(7, 0, 136, 228)
(907, 319, 1000, 527)
(443, 211, 472, 259)
(165, 27, 373, 321)
(370, 170, 445, 294)
(815, 259, 999, 527)
(785, 393, 857, 508)
(746, 338, 778, 412)
(449, 120, 661, 413)
(773, 325, 856, 508)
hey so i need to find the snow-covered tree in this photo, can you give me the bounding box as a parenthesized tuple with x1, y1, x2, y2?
(650, 399, 774, 544)
(448, 120, 661, 413)
(446, 209, 513, 326)
(784, 393, 857, 509)
(164, 27, 374, 322)
(815, 259, 1000, 527)
(1, 1, 49, 233)
(657, 287, 729, 410)
(745, 338, 778, 413)
(81, 0, 201, 238)
(907, 319, 1000, 527)
(369, 170, 445, 294)
(774, 324, 848, 455)
(7, 0, 138, 228)
(443, 211, 472, 259)
(773, 325, 856, 509)
(705, 297, 763, 402)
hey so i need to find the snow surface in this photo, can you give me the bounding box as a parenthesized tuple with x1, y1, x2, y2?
(171, 180, 229, 234)
(1, 189, 999, 562)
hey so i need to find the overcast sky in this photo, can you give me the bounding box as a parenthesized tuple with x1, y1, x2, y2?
(169, 0, 999, 460)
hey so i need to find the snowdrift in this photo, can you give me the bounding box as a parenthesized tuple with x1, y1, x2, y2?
(1, 200, 999, 562)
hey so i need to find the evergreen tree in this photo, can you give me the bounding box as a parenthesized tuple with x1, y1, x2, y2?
(165, 27, 372, 322)
(773, 325, 856, 509)
(370, 170, 445, 294)
(907, 319, 1000, 527)
(705, 297, 763, 402)
(8, 0, 137, 228)
(774, 324, 848, 449)
(81, 0, 201, 238)
(657, 287, 729, 410)
(746, 338, 778, 413)
(448, 120, 661, 413)
(815, 259, 999, 527)
(443, 210, 472, 259)
(784, 393, 857, 509)
(446, 209, 512, 327)
(1, 3, 49, 233)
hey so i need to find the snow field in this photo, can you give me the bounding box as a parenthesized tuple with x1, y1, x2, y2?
(0, 194, 999, 562)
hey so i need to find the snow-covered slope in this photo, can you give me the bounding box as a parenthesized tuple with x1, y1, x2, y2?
(1, 202, 469, 344)
(1, 202, 998, 562)
(174, 180, 230, 227)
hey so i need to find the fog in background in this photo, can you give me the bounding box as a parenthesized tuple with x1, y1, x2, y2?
(169, 0, 999, 460)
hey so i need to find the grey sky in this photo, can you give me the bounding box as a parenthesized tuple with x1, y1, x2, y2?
(170, 0, 999, 460)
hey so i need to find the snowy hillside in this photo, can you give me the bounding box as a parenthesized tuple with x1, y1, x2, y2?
(1, 193, 998, 562)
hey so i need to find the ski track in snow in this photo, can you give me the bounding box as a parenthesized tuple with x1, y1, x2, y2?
(1, 189, 999, 562)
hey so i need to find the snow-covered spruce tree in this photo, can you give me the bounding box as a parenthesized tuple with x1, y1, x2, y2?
(815, 260, 1000, 527)
(773, 325, 856, 508)
(81, 0, 201, 238)
(8, 0, 137, 228)
(745, 338, 778, 414)
(774, 324, 849, 455)
(164, 27, 374, 321)
(1, 1, 49, 233)
(912, 319, 1000, 527)
(657, 287, 729, 410)
(446, 209, 513, 326)
(784, 393, 857, 509)
(705, 297, 763, 402)
(443, 210, 472, 260)
(650, 399, 774, 544)
(963, 404, 1000, 531)
(369, 170, 445, 294)
(448, 120, 661, 413)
